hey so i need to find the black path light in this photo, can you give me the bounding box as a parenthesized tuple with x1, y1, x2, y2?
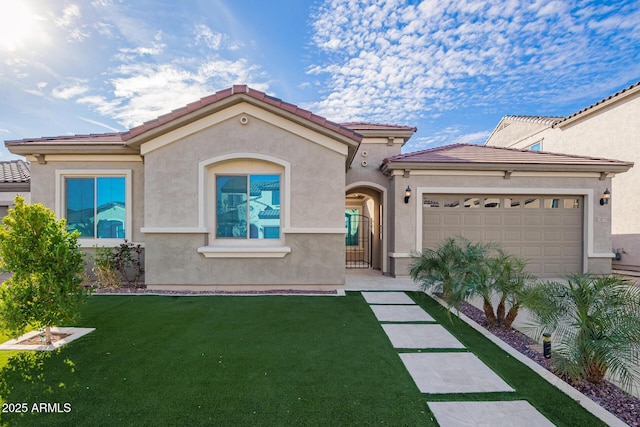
(543, 333, 552, 359)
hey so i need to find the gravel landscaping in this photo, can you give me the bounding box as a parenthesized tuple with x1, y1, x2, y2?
(459, 301, 640, 427)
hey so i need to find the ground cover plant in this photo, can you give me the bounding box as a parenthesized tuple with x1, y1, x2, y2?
(0, 294, 429, 426)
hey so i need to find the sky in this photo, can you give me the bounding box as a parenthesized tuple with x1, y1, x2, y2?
(1, 0, 639, 160)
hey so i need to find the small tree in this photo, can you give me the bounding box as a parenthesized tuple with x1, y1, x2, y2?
(0, 196, 88, 344)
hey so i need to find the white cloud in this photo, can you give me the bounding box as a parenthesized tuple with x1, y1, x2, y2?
(79, 59, 268, 129)
(54, 3, 90, 42)
(308, 0, 640, 123)
(52, 79, 89, 99)
(407, 127, 492, 152)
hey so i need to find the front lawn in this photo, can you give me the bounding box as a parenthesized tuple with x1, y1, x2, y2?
(0, 292, 607, 426)
(0, 294, 430, 426)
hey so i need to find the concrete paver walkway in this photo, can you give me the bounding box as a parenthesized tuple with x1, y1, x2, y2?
(360, 284, 550, 426)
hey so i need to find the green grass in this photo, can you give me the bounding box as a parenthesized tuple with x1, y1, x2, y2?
(408, 292, 607, 427)
(0, 294, 431, 426)
(0, 292, 608, 426)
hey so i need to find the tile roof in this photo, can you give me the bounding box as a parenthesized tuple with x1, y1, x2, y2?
(5, 85, 362, 147)
(121, 85, 361, 144)
(341, 122, 417, 132)
(0, 160, 30, 183)
(500, 116, 563, 126)
(553, 80, 640, 127)
(383, 143, 633, 169)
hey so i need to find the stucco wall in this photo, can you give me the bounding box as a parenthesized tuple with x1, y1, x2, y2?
(143, 114, 346, 230)
(144, 233, 344, 289)
(141, 111, 348, 289)
(388, 172, 614, 277)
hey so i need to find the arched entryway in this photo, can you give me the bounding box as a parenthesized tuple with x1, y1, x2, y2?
(345, 183, 386, 272)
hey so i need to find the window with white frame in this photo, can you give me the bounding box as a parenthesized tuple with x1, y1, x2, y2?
(57, 170, 131, 242)
(216, 174, 281, 239)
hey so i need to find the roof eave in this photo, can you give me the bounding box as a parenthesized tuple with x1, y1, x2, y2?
(5, 143, 139, 156)
(381, 161, 633, 175)
(554, 82, 640, 129)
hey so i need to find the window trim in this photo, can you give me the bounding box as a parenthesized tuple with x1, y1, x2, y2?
(55, 169, 133, 247)
(197, 154, 291, 258)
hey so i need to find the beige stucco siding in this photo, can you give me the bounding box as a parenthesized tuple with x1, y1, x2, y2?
(143, 114, 346, 230)
(144, 233, 344, 289)
(141, 111, 348, 288)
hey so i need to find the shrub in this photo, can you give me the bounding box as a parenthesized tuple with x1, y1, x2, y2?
(0, 196, 88, 344)
(409, 236, 533, 328)
(113, 240, 144, 288)
(523, 274, 640, 393)
(92, 246, 121, 289)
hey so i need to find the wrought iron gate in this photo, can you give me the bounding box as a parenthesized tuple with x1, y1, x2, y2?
(345, 212, 371, 268)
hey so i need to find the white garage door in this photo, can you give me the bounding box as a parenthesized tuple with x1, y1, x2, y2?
(422, 195, 583, 278)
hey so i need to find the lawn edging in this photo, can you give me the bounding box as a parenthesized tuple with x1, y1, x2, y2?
(426, 291, 627, 427)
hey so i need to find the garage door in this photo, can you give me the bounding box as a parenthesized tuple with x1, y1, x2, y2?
(422, 195, 583, 278)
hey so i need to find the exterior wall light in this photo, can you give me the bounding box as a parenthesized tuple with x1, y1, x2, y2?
(404, 186, 411, 204)
(599, 188, 611, 206)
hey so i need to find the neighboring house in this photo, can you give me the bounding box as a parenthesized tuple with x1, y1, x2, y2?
(0, 160, 31, 217)
(485, 80, 640, 272)
(4, 85, 632, 291)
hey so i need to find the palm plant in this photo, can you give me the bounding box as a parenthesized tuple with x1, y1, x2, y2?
(409, 236, 494, 308)
(468, 249, 534, 328)
(523, 274, 640, 393)
(410, 237, 533, 329)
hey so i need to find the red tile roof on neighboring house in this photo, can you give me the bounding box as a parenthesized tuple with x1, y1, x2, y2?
(341, 122, 417, 132)
(5, 85, 362, 148)
(382, 143, 633, 171)
(553, 80, 640, 128)
(0, 160, 30, 183)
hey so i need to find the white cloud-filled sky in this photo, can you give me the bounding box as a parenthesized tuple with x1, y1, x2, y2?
(0, 0, 638, 159)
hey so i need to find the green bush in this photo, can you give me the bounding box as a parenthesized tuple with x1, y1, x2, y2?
(523, 274, 640, 392)
(409, 236, 533, 328)
(0, 196, 88, 344)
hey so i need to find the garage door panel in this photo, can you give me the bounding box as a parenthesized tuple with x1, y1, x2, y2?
(523, 215, 542, 226)
(524, 230, 542, 241)
(503, 215, 522, 226)
(423, 214, 442, 226)
(483, 230, 502, 241)
(464, 215, 482, 226)
(422, 194, 583, 278)
(484, 214, 502, 226)
(444, 214, 462, 226)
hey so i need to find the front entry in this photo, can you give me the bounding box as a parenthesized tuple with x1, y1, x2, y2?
(345, 209, 371, 268)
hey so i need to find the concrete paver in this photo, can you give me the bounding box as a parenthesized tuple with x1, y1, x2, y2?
(370, 304, 434, 322)
(428, 401, 555, 427)
(361, 291, 415, 305)
(399, 352, 515, 393)
(381, 324, 465, 349)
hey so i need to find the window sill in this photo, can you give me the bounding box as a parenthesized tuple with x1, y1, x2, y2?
(197, 246, 292, 258)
